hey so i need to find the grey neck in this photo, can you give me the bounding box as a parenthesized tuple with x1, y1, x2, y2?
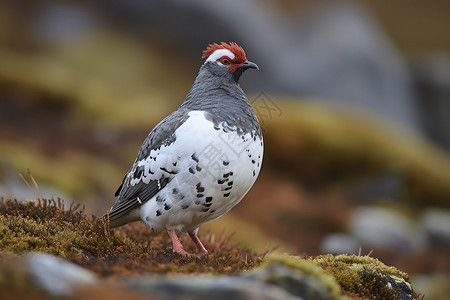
(180, 62, 262, 138)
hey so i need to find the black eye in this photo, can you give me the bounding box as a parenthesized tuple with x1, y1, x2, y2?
(218, 56, 231, 65)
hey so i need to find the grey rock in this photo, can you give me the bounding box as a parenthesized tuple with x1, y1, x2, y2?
(244, 261, 336, 300)
(288, 3, 419, 130)
(386, 275, 415, 300)
(125, 275, 301, 300)
(320, 233, 360, 255)
(412, 54, 450, 149)
(350, 207, 427, 252)
(107, 0, 420, 131)
(421, 208, 450, 247)
(125, 258, 340, 300)
(33, 3, 97, 43)
(26, 252, 97, 297)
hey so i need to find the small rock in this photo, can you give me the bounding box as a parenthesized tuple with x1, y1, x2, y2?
(421, 208, 450, 247)
(244, 258, 339, 300)
(125, 276, 299, 300)
(349, 206, 427, 252)
(387, 275, 415, 300)
(320, 233, 360, 255)
(26, 252, 97, 297)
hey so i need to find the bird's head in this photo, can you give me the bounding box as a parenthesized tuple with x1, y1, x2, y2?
(202, 42, 258, 82)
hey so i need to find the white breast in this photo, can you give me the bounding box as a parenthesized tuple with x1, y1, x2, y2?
(140, 111, 263, 233)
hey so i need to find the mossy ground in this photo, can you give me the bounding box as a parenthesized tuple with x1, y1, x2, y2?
(312, 254, 417, 299)
(0, 197, 424, 299)
(264, 253, 423, 300)
(0, 198, 267, 277)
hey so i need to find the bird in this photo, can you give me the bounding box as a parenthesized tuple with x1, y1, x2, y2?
(105, 42, 263, 256)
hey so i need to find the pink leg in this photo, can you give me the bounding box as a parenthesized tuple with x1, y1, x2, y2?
(189, 232, 208, 256)
(168, 230, 190, 256)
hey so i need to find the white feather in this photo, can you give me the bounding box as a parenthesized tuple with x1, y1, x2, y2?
(205, 49, 235, 63)
(140, 111, 263, 233)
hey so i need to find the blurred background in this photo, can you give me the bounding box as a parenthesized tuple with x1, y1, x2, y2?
(0, 0, 449, 297)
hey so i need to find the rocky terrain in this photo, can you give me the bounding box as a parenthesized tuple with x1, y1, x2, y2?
(0, 198, 419, 299)
(1, 1, 449, 299)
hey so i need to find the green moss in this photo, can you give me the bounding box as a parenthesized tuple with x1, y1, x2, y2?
(0, 198, 265, 276)
(0, 198, 420, 299)
(0, 199, 121, 258)
(312, 254, 412, 299)
(263, 254, 348, 300)
(253, 253, 416, 299)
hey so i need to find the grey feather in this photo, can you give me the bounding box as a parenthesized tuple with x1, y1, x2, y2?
(182, 62, 262, 139)
(106, 59, 260, 226)
(106, 112, 188, 225)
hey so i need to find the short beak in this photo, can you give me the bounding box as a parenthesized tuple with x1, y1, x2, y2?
(242, 60, 259, 70)
(233, 60, 258, 82)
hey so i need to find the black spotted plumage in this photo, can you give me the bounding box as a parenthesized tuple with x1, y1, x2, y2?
(104, 42, 263, 256)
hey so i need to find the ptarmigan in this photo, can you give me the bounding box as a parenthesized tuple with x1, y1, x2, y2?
(105, 42, 263, 256)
